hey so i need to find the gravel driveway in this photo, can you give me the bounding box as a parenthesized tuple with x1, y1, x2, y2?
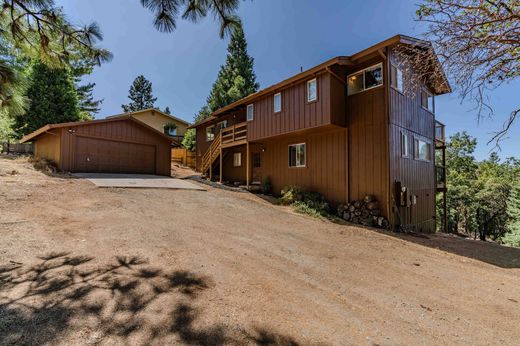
(1, 156, 519, 345)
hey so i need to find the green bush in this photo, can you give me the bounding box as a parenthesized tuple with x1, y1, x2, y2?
(261, 176, 272, 194)
(281, 185, 330, 217)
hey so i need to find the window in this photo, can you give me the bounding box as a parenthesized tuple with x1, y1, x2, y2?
(206, 125, 215, 141)
(288, 143, 306, 167)
(414, 138, 432, 161)
(347, 63, 383, 95)
(233, 152, 242, 167)
(391, 65, 403, 92)
(247, 104, 254, 121)
(307, 79, 317, 102)
(401, 132, 409, 157)
(274, 92, 282, 113)
(217, 120, 228, 131)
(421, 89, 434, 112)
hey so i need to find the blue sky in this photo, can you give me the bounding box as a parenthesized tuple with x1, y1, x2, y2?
(56, 0, 519, 160)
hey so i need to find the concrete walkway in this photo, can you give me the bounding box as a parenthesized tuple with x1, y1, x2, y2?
(74, 173, 206, 190)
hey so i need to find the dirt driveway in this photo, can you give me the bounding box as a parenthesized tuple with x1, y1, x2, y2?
(1, 156, 520, 346)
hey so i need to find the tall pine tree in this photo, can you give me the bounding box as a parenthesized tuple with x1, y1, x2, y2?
(206, 22, 259, 113)
(121, 75, 157, 112)
(183, 22, 258, 150)
(14, 61, 81, 137)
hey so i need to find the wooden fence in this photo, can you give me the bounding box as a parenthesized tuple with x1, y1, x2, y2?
(1, 141, 34, 154)
(171, 148, 197, 169)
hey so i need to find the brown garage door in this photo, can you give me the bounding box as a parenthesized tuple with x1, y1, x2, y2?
(73, 136, 156, 174)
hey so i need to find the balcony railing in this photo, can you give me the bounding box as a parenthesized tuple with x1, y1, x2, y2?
(435, 120, 445, 145)
(436, 165, 446, 189)
(221, 121, 247, 145)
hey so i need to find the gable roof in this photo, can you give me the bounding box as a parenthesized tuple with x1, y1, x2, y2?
(20, 116, 180, 145)
(106, 108, 191, 126)
(191, 34, 450, 128)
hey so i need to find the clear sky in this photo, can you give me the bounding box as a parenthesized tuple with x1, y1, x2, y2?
(56, 0, 519, 160)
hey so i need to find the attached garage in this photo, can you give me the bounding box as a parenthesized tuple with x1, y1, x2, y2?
(20, 116, 176, 176)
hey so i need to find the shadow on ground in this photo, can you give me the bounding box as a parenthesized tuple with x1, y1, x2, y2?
(0, 252, 310, 345)
(388, 232, 520, 269)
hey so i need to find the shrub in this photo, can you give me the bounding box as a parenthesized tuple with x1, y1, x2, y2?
(29, 156, 57, 173)
(281, 185, 330, 217)
(261, 176, 272, 194)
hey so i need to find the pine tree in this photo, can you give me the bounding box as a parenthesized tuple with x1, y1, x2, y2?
(14, 61, 81, 137)
(75, 82, 102, 120)
(121, 75, 157, 112)
(503, 182, 520, 247)
(206, 22, 259, 114)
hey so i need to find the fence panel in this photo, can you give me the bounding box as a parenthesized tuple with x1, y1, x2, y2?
(1, 142, 34, 154)
(171, 148, 197, 169)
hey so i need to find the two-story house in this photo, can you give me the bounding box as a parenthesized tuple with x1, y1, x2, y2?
(191, 35, 450, 232)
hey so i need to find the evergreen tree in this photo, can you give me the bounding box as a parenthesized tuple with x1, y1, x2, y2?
(121, 75, 157, 112)
(164, 106, 171, 114)
(503, 182, 520, 247)
(206, 23, 259, 113)
(14, 61, 81, 137)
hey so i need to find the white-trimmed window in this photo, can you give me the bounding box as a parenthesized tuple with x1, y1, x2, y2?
(391, 65, 403, 92)
(307, 79, 317, 102)
(247, 104, 254, 121)
(206, 125, 215, 141)
(401, 132, 409, 157)
(233, 152, 242, 167)
(288, 143, 306, 167)
(274, 92, 282, 113)
(347, 63, 383, 95)
(421, 89, 434, 113)
(217, 120, 228, 130)
(414, 137, 432, 161)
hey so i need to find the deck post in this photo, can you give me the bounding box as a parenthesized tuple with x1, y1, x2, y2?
(209, 145, 213, 181)
(219, 138, 223, 184)
(246, 141, 250, 190)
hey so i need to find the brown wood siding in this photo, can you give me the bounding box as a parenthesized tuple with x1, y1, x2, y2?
(247, 74, 334, 141)
(255, 127, 348, 206)
(34, 130, 61, 164)
(387, 49, 436, 232)
(221, 145, 247, 183)
(59, 119, 171, 176)
(195, 111, 246, 169)
(347, 86, 389, 216)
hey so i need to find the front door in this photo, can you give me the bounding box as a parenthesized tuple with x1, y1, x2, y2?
(252, 152, 262, 183)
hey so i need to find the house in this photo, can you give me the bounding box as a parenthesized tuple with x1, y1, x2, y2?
(20, 116, 176, 176)
(191, 35, 449, 232)
(107, 108, 190, 142)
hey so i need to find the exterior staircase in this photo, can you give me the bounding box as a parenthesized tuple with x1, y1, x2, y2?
(201, 131, 221, 176)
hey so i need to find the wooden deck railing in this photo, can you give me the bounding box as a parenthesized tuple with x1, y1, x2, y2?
(221, 121, 247, 145)
(435, 120, 445, 145)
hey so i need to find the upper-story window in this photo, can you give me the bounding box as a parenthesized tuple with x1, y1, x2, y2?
(206, 125, 215, 141)
(307, 79, 317, 102)
(391, 64, 403, 92)
(347, 63, 383, 95)
(217, 120, 228, 130)
(274, 92, 282, 113)
(401, 132, 409, 158)
(421, 89, 434, 113)
(247, 104, 254, 121)
(414, 137, 432, 162)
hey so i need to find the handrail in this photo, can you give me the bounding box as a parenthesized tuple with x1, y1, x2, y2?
(221, 121, 247, 144)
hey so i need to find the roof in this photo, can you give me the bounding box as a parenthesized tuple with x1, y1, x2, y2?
(20, 116, 180, 145)
(191, 34, 450, 128)
(106, 108, 191, 126)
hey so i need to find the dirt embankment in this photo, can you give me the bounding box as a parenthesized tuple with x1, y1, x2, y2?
(1, 156, 519, 345)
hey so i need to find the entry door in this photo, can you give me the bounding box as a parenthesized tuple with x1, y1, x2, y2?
(252, 152, 262, 183)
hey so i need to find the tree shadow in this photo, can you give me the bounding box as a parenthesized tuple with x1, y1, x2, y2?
(386, 231, 520, 269)
(0, 252, 316, 345)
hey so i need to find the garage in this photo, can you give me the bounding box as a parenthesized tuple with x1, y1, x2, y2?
(20, 116, 175, 176)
